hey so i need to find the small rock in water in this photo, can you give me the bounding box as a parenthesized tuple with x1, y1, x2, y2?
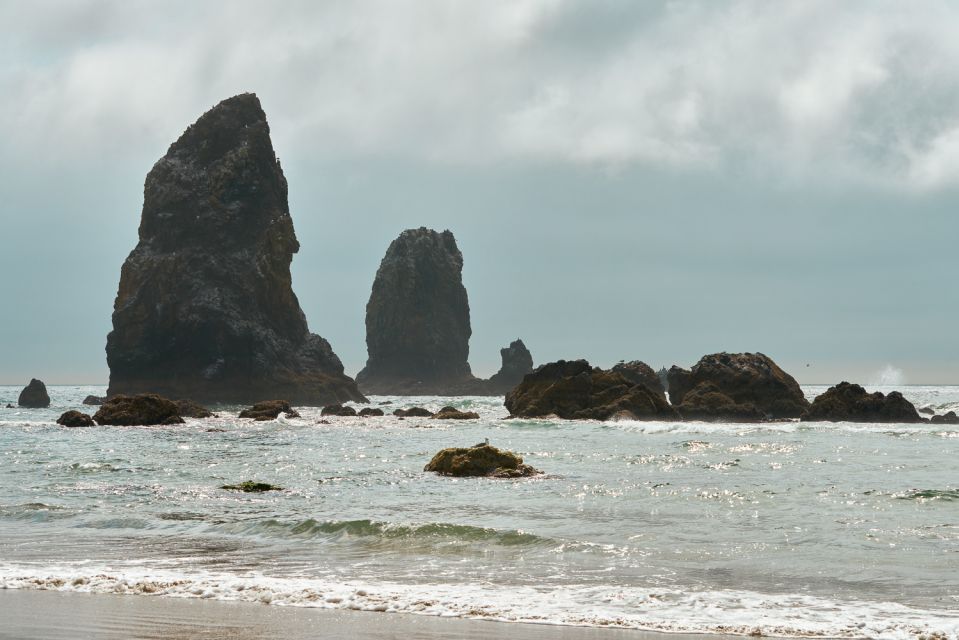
(221, 481, 284, 493)
(56, 410, 96, 428)
(393, 407, 433, 417)
(358, 407, 384, 417)
(238, 400, 300, 421)
(18, 378, 50, 408)
(82, 395, 106, 406)
(93, 394, 185, 426)
(321, 404, 357, 417)
(931, 411, 959, 425)
(432, 406, 480, 420)
(424, 444, 541, 478)
(175, 399, 215, 418)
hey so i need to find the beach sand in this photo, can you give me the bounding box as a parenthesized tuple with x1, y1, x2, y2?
(0, 589, 723, 640)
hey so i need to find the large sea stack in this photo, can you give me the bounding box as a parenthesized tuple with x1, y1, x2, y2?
(356, 228, 475, 395)
(105, 93, 365, 405)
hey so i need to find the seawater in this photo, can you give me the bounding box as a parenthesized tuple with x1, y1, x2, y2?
(1, 385, 958, 638)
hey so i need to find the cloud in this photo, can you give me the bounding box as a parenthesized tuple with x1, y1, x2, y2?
(4, 0, 959, 188)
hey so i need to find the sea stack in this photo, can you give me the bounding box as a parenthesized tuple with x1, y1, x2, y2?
(18, 378, 50, 408)
(484, 339, 534, 394)
(356, 228, 475, 395)
(105, 93, 365, 405)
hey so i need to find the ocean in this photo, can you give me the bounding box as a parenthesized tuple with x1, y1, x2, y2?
(1, 385, 958, 638)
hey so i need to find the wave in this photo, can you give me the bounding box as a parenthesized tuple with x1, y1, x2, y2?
(1, 565, 957, 639)
(895, 489, 959, 502)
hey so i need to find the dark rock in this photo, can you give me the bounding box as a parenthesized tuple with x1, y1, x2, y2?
(221, 481, 283, 492)
(424, 444, 541, 478)
(56, 410, 95, 428)
(175, 399, 214, 418)
(432, 406, 480, 420)
(4, 404, 13, 408)
(674, 382, 765, 422)
(321, 404, 357, 417)
(484, 339, 534, 394)
(356, 227, 475, 395)
(611, 361, 667, 401)
(93, 394, 185, 426)
(918, 406, 936, 415)
(667, 353, 808, 419)
(378, 401, 393, 405)
(931, 411, 959, 425)
(393, 407, 434, 417)
(801, 382, 923, 423)
(104, 93, 364, 406)
(504, 359, 679, 421)
(358, 407, 384, 417)
(82, 395, 105, 406)
(238, 400, 300, 421)
(18, 379, 50, 408)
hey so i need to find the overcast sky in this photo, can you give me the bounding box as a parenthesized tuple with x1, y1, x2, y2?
(1, 0, 958, 385)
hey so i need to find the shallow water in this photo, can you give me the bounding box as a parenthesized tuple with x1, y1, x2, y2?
(1, 385, 958, 638)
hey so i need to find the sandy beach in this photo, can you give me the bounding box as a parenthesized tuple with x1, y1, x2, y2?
(0, 589, 727, 640)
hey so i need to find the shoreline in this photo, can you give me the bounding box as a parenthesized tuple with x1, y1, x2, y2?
(0, 589, 727, 640)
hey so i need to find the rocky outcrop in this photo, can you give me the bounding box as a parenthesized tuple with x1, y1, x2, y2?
(93, 394, 185, 426)
(238, 400, 300, 421)
(504, 360, 678, 421)
(393, 406, 433, 417)
(18, 379, 50, 408)
(667, 353, 808, 419)
(611, 361, 666, 401)
(424, 444, 541, 478)
(358, 407, 384, 417)
(57, 410, 95, 427)
(321, 404, 357, 417)
(484, 340, 534, 394)
(175, 399, 214, 418)
(672, 382, 765, 422)
(801, 382, 923, 423)
(82, 395, 105, 406)
(432, 406, 480, 420)
(931, 411, 959, 424)
(105, 93, 364, 406)
(357, 228, 474, 395)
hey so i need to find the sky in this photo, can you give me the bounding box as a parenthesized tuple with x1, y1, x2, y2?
(1, 0, 957, 385)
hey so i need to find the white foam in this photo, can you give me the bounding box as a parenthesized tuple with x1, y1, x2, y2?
(2, 565, 957, 639)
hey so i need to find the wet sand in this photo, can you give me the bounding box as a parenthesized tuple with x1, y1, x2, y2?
(0, 589, 726, 640)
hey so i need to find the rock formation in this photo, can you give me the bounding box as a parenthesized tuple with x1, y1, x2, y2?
(358, 407, 384, 417)
(174, 399, 214, 418)
(321, 404, 357, 417)
(393, 406, 433, 417)
(432, 406, 480, 420)
(504, 359, 678, 421)
(485, 340, 534, 394)
(82, 395, 105, 406)
(93, 394, 185, 426)
(238, 400, 300, 421)
(105, 93, 364, 406)
(801, 382, 923, 423)
(57, 410, 95, 427)
(667, 353, 808, 419)
(424, 444, 541, 478)
(931, 411, 959, 425)
(671, 381, 765, 422)
(611, 361, 667, 401)
(18, 379, 50, 408)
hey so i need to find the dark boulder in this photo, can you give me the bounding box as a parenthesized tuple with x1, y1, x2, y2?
(674, 382, 765, 422)
(221, 481, 283, 492)
(667, 353, 808, 419)
(238, 400, 300, 421)
(424, 444, 541, 478)
(356, 227, 475, 395)
(104, 93, 364, 406)
(358, 407, 384, 417)
(57, 410, 95, 428)
(432, 406, 480, 420)
(321, 404, 357, 417)
(484, 339, 534, 394)
(82, 395, 105, 406)
(93, 394, 185, 426)
(504, 359, 678, 421)
(393, 407, 434, 417)
(931, 411, 959, 425)
(801, 382, 923, 423)
(18, 379, 50, 408)
(175, 399, 214, 418)
(611, 361, 666, 401)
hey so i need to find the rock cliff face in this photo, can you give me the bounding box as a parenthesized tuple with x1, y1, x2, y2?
(105, 93, 364, 405)
(356, 228, 474, 395)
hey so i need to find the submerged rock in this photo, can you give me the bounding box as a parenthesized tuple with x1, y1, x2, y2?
(667, 353, 808, 419)
(175, 399, 214, 418)
(82, 395, 105, 406)
(321, 404, 357, 417)
(358, 407, 384, 417)
(424, 444, 541, 478)
(221, 481, 283, 492)
(356, 228, 474, 395)
(504, 359, 678, 421)
(484, 339, 534, 394)
(18, 379, 50, 408)
(57, 410, 95, 428)
(93, 394, 185, 426)
(393, 406, 434, 417)
(432, 406, 480, 420)
(801, 382, 923, 423)
(105, 93, 364, 406)
(238, 400, 300, 421)
(931, 411, 959, 425)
